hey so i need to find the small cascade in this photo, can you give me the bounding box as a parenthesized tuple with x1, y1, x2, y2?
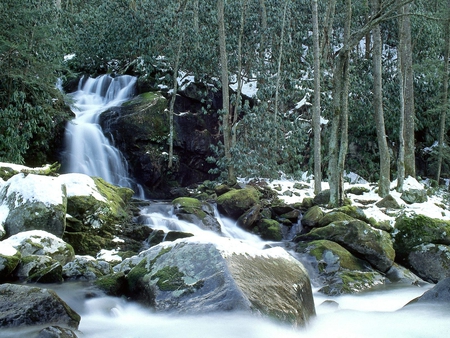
(138, 201, 265, 248)
(63, 74, 143, 196)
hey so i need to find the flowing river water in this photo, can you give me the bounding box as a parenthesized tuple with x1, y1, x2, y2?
(43, 75, 450, 337)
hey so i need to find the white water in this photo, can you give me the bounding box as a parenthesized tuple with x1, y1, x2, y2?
(63, 74, 142, 195)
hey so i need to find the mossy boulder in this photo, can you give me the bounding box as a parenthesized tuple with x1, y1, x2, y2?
(216, 187, 260, 219)
(0, 242, 21, 281)
(3, 230, 75, 266)
(393, 213, 450, 261)
(400, 188, 428, 204)
(407, 243, 450, 283)
(63, 255, 113, 281)
(319, 270, 385, 296)
(37, 326, 79, 338)
(335, 205, 372, 224)
(296, 220, 395, 272)
(111, 239, 316, 326)
(301, 205, 324, 228)
(59, 173, 133, 256)
(237, 205, 261, 230)
(345, 186, 370, 195)
(375, 194, 401, 209)
(94, 271, 128, 297)
(15, 255, 63, 283)
(385, 263, 426, 285)
(318, 211, 356, 227)
(313, 189, 330, 206)
(172, 197, 221, 233)
(0, 173, 67, 238)
(255, 219, 283, 241)
(296, 240, 385, 295)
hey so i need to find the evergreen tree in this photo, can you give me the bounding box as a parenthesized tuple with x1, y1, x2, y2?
(0, 0, 68, 164)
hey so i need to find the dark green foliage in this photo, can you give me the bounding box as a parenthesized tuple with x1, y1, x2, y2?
(0, 0, 69, 164)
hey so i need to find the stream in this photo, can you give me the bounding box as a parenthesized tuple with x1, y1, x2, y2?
(48, 74, 450, 337)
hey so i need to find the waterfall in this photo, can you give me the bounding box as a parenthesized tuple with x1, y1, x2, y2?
(63, 74, 143, 195)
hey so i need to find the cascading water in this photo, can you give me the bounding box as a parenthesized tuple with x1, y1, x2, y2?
(63, 74, 142, 195)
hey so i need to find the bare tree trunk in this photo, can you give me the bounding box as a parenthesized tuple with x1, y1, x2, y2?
(320, 0, 337, 63)
(231, 0, 248, 148)
(372, 0, 390, 197)
(217, 0, 234, 183)
(329, 0, 351, 207)
(436, 0, 450, 184)
(397, 27, 406, 192)
(274, 0, 289, 148)
(259, 0, 267, 61)
(312, 0, 322, 194)
(168, 3, 187, 169)
(400, 3, 416, 178)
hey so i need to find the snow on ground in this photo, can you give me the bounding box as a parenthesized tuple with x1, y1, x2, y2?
(266, 174, 450, 225)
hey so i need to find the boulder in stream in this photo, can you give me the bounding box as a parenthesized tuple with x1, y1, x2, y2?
(0, 283, 80, 329)
(109, 238, 316, 326)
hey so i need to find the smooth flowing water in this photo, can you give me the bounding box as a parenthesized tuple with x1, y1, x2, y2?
(63, 74, 142, 195)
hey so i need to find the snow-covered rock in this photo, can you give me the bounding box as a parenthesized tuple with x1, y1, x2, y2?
(3, 230, 74, 266)
(0, 173, 67, 238)
(63, 255, 112, 281)
(0, 241, 21, 281)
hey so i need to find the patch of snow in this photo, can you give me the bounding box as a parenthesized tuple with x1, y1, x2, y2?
(97, 249, 122, 262)
(4, 230, 66, 254)
(4, 173, 65, 207)
(0, 242, 17, 256)
(0, 204, 9, 225)
(58, 173, 106, 202)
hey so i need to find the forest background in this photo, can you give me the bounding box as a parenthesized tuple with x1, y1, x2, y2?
(0, 0, 449, 207)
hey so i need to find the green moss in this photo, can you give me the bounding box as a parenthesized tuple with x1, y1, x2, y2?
(318, 211, 355, 227)
(394, 214, 450, 257)
(336, 205, 370, 223)
(172, 197, 206, 219)
(95, 272, 127, 296)
(127, 259, 149, 292)
(216, 187, 260, 218)
(257, 219, 283, 241)
(151, 266, 186, 291)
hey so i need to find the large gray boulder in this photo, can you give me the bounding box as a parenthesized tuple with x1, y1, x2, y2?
(296, 239, 385, 295)
(407, 243, 450, 283)
(0, 283, 80, 329)
(113, 238, 315, 326)
(409, 277, 450, 303)
(296, 220, 395, 272)
(0, 173, 67, 238)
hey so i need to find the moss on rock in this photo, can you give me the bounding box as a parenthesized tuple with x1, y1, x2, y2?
(255, 219, 283, 241)
(216, 187, 260, 219)
(393, 213, 450, 260)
